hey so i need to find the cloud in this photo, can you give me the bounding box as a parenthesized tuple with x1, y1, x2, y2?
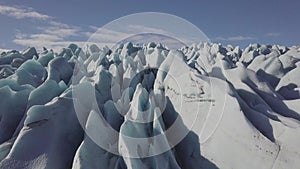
(0, 3, 204, 50)
(13, 28, 81, 52)
(266, 32, 280, 37)
(88, 25, 100, 31)
(43, 26, 80, 37)
(84, 28, 130, 43)
(0, 5, 52, 20)
(0, 5, 114, 51)
(84, 24, 193, 47)
(0, 4, 83, 51)
(0, 4, 80, 50)
(16, 33, 63, 42)
(215, 36, 255, 42)
(13, 24, 82, 51)
(15, 22, 194, 51)
(6, 4, 83, 51)
(14, 37, 84, 52)
(125, 25, 169, 34)
(5, 4, 201, 51)
(114, 33, 186, 49)
(33, 20, 81, 39)
(125, 25, 196, 45)
(0, 48, 11, 53)
(13, 27, 111, 52)
(13, 33, 112, 52)
(82, 24, 185, 50)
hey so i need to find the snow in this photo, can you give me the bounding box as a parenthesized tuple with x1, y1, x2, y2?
(0, 42, 300, 169)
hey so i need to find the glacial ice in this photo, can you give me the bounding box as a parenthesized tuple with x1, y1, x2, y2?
(0, 42, 299, 169)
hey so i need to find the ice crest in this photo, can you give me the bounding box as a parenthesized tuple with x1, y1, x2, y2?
(0, 43, 300, 169)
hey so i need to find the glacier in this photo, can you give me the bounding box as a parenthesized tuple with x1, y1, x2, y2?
(0, 42, 299, 169)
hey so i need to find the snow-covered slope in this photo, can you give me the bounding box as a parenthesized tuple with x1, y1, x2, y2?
(0, 43, 299, 169)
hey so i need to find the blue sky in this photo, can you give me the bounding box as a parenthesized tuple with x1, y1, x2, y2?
(0, 0, 299, 51)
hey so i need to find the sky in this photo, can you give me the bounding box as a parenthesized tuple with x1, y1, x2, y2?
(0, 0, 299, 51)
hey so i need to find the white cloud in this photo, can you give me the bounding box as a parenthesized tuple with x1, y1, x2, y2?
(4, 5, 202, 51)
(0, 48, 11, 53)
(13, 28, 111, 52)
(215, 36, 255, 42)
(88, 25, 99, 31)
(14, 22, 194, 51)
(29, 33, 63, 41)
(83, 24, 194, 46)
(84, 28, 131, 43)
(0, 4, 80, 50)
(48, 21, 71, 28)
(116, 33, 186, 49)
(266, 32, 280, 37)
(0, 4, 83, 51)
(14, 27, 81, 51)
(36, 20, 81, 38)
(82, 24, 185, 50)
(44, 26, 80, 37)
(8, 5, 82, 51)
(125, 25, 168, 34)
(14, 35, 79, 52)
(0, 5, 52, 20)
(124, 25, 194, 44)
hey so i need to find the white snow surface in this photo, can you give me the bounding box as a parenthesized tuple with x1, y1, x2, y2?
(0, 43, 299, 169)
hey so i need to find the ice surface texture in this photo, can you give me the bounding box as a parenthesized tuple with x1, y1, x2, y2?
(0, 43, 299, 169)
